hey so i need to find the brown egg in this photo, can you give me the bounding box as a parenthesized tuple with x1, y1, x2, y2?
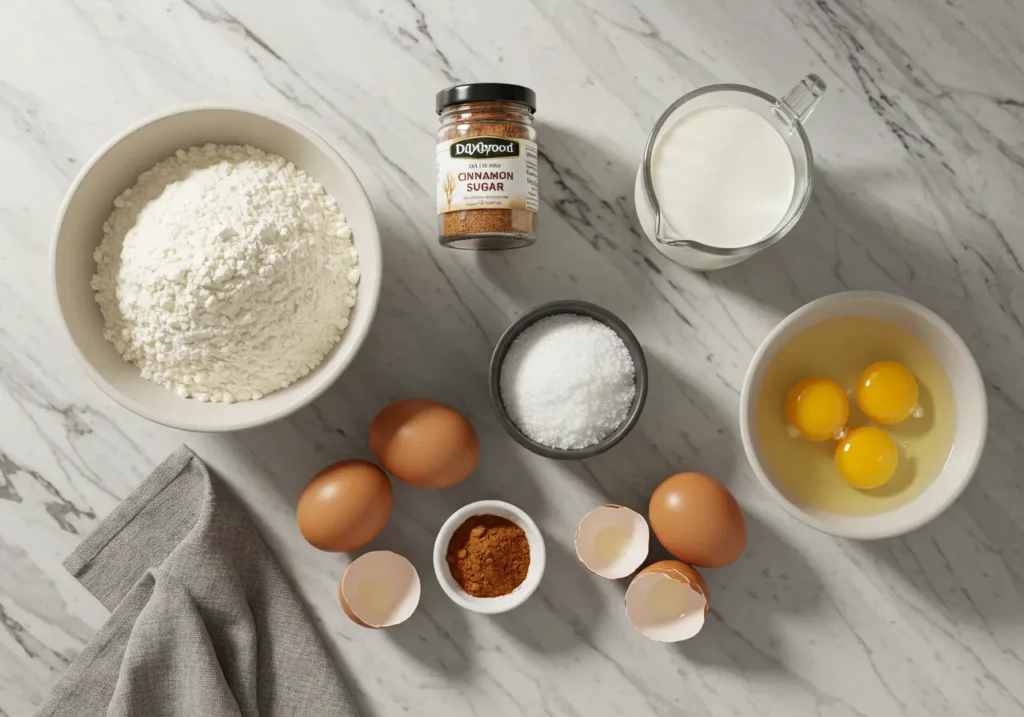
(648, 472, 746, 567)
(297, 460, 392, 551)
(369, 399, 479, 488)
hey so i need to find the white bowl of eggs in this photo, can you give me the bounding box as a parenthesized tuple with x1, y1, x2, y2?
(51, 104, 382, 431)
(740, 292, 986, 539)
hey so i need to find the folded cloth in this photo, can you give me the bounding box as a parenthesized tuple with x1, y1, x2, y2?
(35, 445, 360, 717)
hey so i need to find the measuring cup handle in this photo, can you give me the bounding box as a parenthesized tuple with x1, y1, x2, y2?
(781, 74, 826, 123)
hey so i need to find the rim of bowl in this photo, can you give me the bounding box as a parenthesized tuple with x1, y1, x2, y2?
(488, 300, 649, 460)
(49, 103, 382, 432)
(433, 500, 546, 614)
(739, 291, 987, 539)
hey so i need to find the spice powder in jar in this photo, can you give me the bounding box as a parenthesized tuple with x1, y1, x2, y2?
(446, 514, 530, 597)
(435, 83, 538, 249)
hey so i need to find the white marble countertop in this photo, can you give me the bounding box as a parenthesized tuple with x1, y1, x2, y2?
(2, 1, 1023, 715)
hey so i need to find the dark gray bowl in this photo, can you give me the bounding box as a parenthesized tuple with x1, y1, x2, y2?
(489, 300, 648, 460)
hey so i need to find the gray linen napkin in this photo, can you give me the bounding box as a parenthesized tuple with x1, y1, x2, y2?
(34, 445, 360, 717)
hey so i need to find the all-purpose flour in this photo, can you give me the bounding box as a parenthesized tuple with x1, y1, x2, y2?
(92, 143, 359, 402)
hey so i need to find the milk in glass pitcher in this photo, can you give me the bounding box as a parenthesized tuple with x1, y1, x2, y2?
(634, 75, 826, 270)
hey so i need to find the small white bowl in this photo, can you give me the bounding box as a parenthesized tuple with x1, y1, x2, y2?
(740, 291, 987, 539)
(433, 500, 546, 614)
(51, 104, 382, 432)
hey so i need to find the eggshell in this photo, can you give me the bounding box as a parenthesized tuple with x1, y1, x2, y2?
(625, 560, 709, 642)
(638, 560, 710, 601)
(574, 505, 650, 579)
(338, 551, 421, 629)
(297, 460, 392, 552)
(369, 399, 479, 488)
(648, 472, 746, 567)
(339, 589, 371, 629)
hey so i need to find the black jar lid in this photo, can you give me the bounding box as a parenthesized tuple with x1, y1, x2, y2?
(436, 83, 537, 114)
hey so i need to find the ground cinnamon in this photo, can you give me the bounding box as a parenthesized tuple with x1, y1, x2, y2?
(446, 514, 530, 597)
(436, 84, 538, 250)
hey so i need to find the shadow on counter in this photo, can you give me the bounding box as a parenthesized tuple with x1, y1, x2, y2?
(218, 192, 555, 512)
(470, 119, 821, 670)
(679, 509, 825, 673)
(383, 579, 476, 679)
(855, 438, 1024, 632)
(491, 536, 608, 655)
(701, 167, 1024, 635)
(473, 120, 652, 312)
(213, 204, 592, 681)
(702, 167, 1023, 347)
(557, 350, 741, 513)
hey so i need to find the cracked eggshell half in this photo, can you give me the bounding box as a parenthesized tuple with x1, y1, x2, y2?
(338, 551, 420, 629)
(574, 505, 650, 579)
(625, 560, 709, 642)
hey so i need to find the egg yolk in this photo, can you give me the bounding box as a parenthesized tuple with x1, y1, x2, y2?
(856, 361, 918, 425)
(835, 426, 898, 489)
(785, 377, 850, 442)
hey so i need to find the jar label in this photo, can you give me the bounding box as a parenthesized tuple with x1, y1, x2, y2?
(436, 136, 538, 215)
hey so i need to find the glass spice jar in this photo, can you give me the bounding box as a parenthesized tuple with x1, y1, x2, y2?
(435, 83, 538, 249)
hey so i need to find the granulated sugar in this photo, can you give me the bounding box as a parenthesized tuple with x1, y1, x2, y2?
(499, 314, 636, 450)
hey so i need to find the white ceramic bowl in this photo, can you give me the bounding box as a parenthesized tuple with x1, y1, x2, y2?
(433, 500, 546, 614)
(740, 291, 987, 539)
(51, 105, 382, 431)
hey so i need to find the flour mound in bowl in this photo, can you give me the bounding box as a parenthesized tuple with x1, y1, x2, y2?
(91, 143, 359, 403)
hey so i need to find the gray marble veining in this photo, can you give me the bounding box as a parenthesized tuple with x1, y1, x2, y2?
(1, 0, 1022, 715)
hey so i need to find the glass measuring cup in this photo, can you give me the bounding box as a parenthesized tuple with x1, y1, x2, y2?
(634, 75, 826, 271)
